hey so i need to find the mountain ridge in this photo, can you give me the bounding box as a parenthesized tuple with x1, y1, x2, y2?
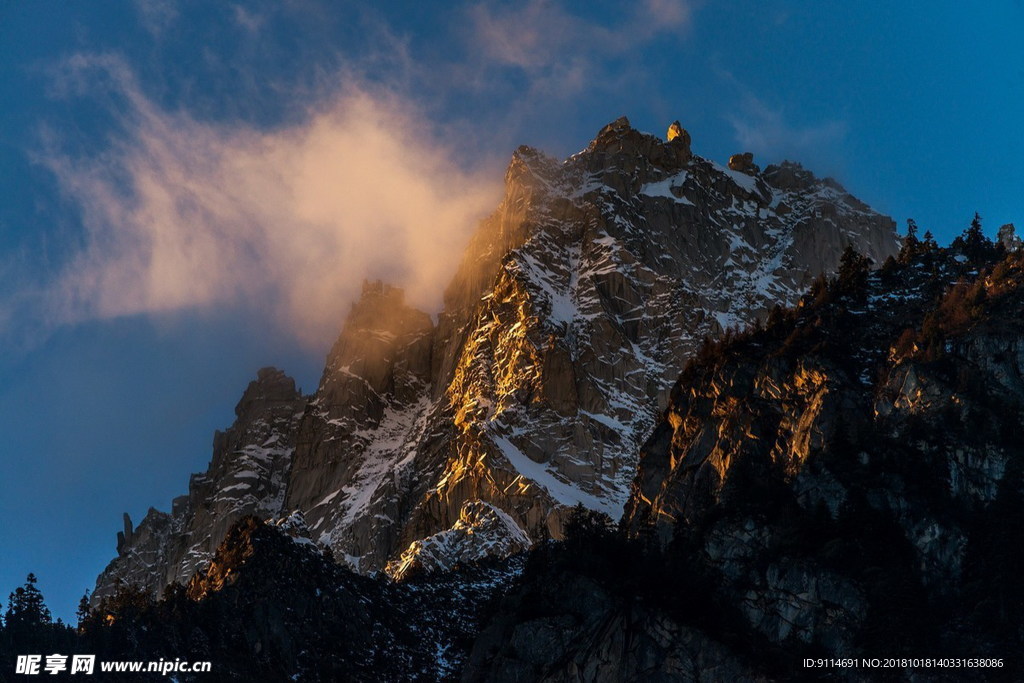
(93, 116, 900, 605)
(465, 234, 1024, 680)
(69, 235, 1024, 681)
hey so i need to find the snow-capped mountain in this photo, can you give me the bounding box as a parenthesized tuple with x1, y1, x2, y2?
(94, 117, 899, 602)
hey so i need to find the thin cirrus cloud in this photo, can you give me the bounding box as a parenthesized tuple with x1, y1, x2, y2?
(466, 0, 694, 95)
(133, 0, 179, 37)
(729, 97, 848, 162)
(716, 68, 849, 166)
(34, 54, 503, 348)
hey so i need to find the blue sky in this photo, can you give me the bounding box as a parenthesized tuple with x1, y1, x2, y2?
(1, 1, 1022, 621)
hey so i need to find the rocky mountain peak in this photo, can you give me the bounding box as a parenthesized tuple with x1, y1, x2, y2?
(762, 159, 817, 191)
(728, 151, 759, 175)
(340, 280, 428, 338)
(666, 119, 688, 143)
(504, 145, 560, 190)
(233, 366, 300, 421)
(580, 116, 691, 185)
(354, 278, 404, 306)
(316, 280, 433, 419)
(587, 115, 632, 147)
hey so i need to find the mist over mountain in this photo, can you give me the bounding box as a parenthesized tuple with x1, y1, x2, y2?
(90, 117, 898, 606)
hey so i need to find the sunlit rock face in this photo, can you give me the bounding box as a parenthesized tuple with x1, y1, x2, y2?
(666, 119, 690, 149)
(385, 501, 532, 581)
(97, 117, 899, 595)
(93, 368, 305, 606)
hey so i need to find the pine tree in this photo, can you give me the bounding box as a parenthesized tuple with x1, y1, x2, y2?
(809, 271, 831, 307)
(4, 573, 52, 630)
(77, 590, 92, 630)
(953, 212, 993, 262)
(3, 573, 56, 653)
(835, 244, 870, 299)
(563, 503, 614, 546)
(967, 212, 984, 244)
(900, 218, 920, 262)
(766, 304, 786, 331)
(922, 230, 938, 251)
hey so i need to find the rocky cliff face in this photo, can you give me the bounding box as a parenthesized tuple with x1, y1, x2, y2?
(466, 242, 1024, 679)
(96, 116, 899, 601)
(281, 116, 898, 575)
(92, 368, 305, 605)
(283, 280, 436, 571)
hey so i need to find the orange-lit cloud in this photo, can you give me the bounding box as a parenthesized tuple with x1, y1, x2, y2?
(36, 55, 502, 347)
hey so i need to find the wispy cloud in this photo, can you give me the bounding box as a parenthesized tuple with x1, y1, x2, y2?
(718, 68, 848, 164)
(729, 99, 848, 160)
(28, 54, 502, 347)
(8, 1, 701, 351)
(231, 4, 266, 34)
(465, 0, 694, 96)
(134, 0, 179, 38)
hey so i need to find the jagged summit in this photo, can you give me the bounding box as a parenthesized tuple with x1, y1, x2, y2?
(96, 116, 900, 601)
(234, 367, 300, 419)
(579, 115, 691, 181)
(728, 151, 759, 174)
(666, 119, 688, 144)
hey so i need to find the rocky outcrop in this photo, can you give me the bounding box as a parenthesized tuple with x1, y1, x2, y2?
(728, 152, 759, 175)
(666, 119, 690, 148)
(999, 223, 1021, 251)
(385, 501, 531, 580)
(115, 513, 133, 554)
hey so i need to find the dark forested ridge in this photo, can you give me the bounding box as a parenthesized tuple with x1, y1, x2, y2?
(470, 223, 1024, 680)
